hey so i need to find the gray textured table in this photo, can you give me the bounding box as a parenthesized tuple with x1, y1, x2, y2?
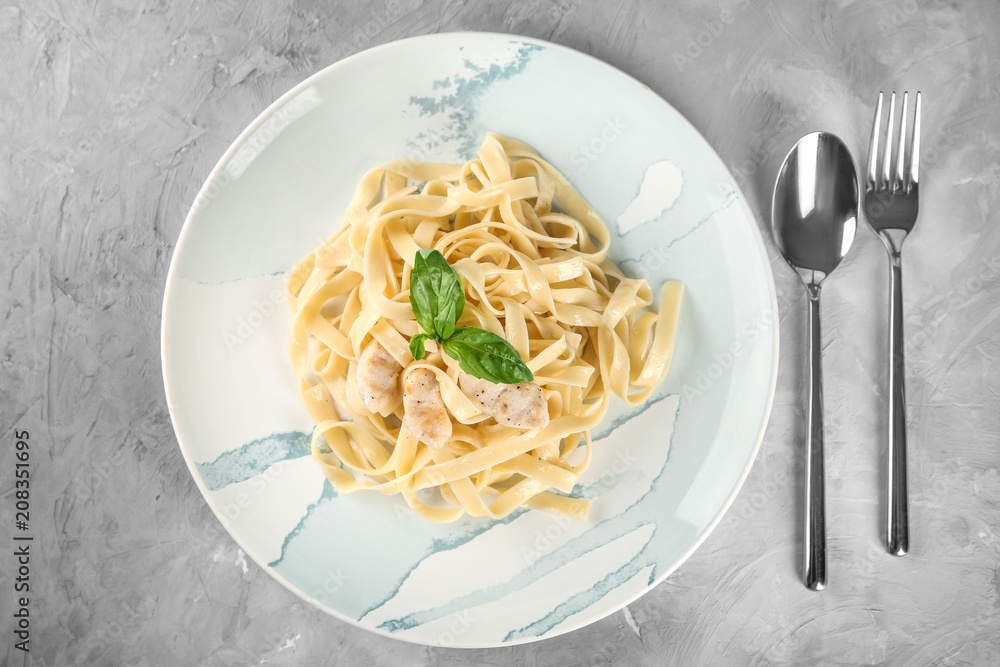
(3, 1, 999, 665)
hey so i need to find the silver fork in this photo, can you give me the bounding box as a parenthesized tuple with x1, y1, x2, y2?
(864, 91, 921, 557)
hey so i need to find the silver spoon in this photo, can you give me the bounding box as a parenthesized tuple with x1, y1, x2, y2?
(771, 132, 858, 591)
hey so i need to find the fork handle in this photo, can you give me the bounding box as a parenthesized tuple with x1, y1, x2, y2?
(805, 284, 826, 590)
(887, 253, 909, 556)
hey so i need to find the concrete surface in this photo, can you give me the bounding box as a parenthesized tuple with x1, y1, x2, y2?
(2, 0, 999, 664)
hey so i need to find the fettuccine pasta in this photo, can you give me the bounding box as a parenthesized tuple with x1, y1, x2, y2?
(288, 133, 683, 522)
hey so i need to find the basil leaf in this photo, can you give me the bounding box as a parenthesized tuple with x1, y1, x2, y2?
(409, 333, 433, 360)
(409, 249, 465, 340)
(442, 327, 534, 384)
(408, 251, 532, 384)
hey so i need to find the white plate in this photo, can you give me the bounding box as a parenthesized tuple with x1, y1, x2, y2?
(161, 32, 778, 647)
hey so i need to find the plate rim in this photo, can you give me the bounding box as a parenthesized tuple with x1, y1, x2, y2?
(160, 30, 780, 647)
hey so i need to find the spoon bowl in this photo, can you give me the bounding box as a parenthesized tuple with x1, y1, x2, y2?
(773, 132, 859, 285)
(771, 131, 859, 591)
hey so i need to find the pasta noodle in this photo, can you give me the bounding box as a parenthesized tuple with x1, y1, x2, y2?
(287, 133, 683, 522)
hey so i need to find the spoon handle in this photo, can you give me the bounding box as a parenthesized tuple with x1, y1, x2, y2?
(887, 253, 909, 556)
(805, 285, 827, 590)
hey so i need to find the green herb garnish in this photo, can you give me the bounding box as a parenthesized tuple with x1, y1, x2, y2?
(409, 249, 534, 384)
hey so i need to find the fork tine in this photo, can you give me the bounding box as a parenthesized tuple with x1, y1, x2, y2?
(909, 91, 921, 190)
(868, 92, 883, 189)
(882, 92, 896, 189)
(895, 92, 908, 191)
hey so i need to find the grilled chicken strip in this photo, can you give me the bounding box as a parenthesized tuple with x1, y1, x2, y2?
(356, 339, 403, 413)
(403, 368, 452, 448)
(458, 371, 549, 429)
